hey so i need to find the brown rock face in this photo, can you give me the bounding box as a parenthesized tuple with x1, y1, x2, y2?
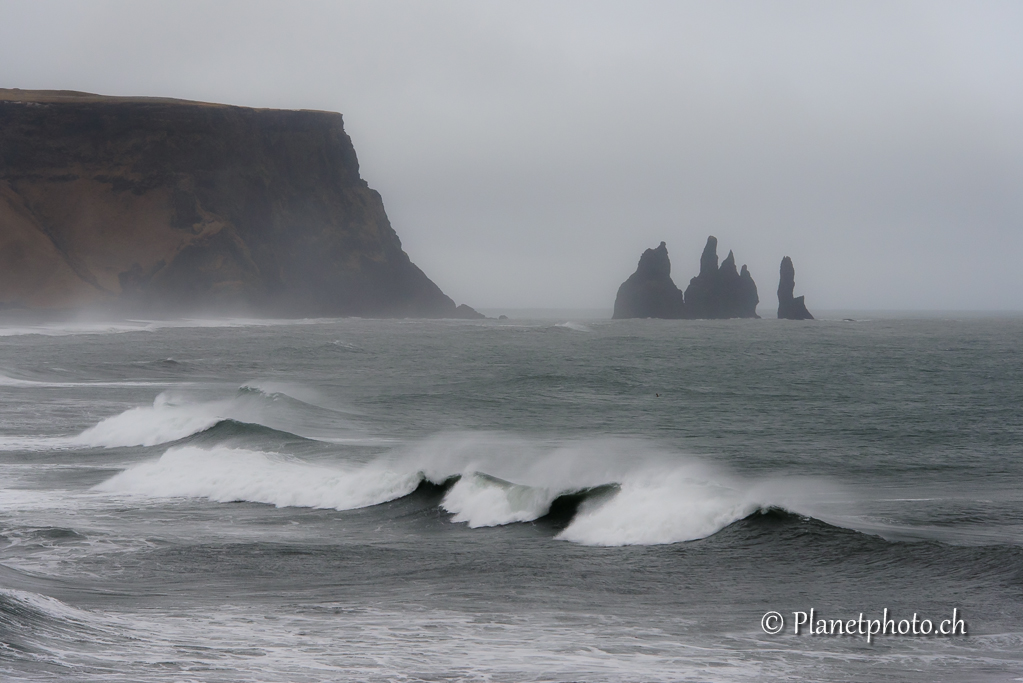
(0, 89, 478, 317)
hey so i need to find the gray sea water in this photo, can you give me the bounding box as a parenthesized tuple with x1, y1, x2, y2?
(1, 314, 1021, 682)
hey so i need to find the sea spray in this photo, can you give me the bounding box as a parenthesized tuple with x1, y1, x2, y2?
(95, 446, 424, 510)
(554, 321, 592, 332)
(441, 473, 556, 527)
(69, 385, 357, 448)
(94, 432, 837, 544)
(556, 466, 760, 546)
(73, 392, 223, 448)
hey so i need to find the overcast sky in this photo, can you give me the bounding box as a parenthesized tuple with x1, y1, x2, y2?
(2, 0, 1021, 310)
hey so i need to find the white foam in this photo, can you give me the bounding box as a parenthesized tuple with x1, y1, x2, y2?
(0, 373, 175, 388)
(94, 445, 423, 510)
(441, 473, 555, 527)
(71, 392, 223, 448)
(69, 385, 344, 449)
(415, 435, 836, 543)
(556, 465, 760, 546)
(0, 592, 773, 683)
(91, 432, 837, 545)
(0, 588, 101, 625)
(0, 436, 78, 452)
(554, 321, 592, 332)
(0, 383, 359, 452)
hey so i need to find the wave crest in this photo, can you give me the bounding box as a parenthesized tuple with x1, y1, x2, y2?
(554, 321, 592, 332)
(69, 385, 355, 449)
(93, 434, 837, 545)
(557, 467, 761, 546)
(441, 473, 556, 527)
(73, 392, 221, 447)
(95, 446, 424, 510)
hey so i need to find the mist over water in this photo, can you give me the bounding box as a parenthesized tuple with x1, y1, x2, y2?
(1, 315, 1022, 681)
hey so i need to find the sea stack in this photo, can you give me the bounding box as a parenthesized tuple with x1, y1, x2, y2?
(612, 237, 759, 319)
(777, 256, 813, 320)
(681, 236, 759, 319)
(612, 242, 685, 319)
(0, 89, 481, 318)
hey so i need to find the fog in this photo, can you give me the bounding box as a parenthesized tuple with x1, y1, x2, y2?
(2, 0, 1021, 310)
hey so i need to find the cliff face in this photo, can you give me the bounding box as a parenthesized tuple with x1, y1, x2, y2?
(777, 256, 813, 320)
(0, 89, 477, 317)
(613, 237, 759, 320)
(612, 242, 685, 319)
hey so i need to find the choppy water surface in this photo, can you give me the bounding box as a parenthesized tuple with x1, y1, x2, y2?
(1, 314, 1021, 681)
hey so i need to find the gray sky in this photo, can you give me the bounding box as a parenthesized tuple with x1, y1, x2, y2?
(3, 0, 1021, 310)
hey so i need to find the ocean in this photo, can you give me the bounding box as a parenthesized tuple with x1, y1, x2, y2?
(0, 314, 1021, 682)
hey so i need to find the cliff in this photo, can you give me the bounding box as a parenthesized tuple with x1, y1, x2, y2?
(777, 256, 813, 320)
(611, 242, 685, 319)
(613, 237, 759, 319)
(0, 89, 480, 317)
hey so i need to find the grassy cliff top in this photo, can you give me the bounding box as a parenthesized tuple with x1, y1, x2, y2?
(0, 89, 336, 116)
(0, 88, 232, 107)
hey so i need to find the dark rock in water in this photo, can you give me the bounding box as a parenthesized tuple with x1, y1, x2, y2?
(681, 236, 759, 319)
(777, 256, 813, 320)
(612, 237, 759, 320)
(452, 304, 485, 319)
(612, 242, 685, 319)
(498, 315, 508, 320)
(0, 89, 477, 318)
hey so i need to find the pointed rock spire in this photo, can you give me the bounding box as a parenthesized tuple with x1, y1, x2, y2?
(612, 236, 760, 319)
(720, 250, 738, 277)
(777, 256, 813, 320)
(683, 236, 759, 319)
(699, 236, 719, 277)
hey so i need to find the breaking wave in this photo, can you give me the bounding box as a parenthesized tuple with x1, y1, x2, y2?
(0, 384, 359, 452)
(95, 446, 424, 510)
(75, 385, 353, 448)
(554, 321, 592, 332)
(73, 393, 223, 447)
(95, 433, 839, 546)
(0, 372, 175, 388)
(0, 588, 104, 634)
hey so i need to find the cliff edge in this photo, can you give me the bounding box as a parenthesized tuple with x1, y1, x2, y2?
(0, 89, 480, 317)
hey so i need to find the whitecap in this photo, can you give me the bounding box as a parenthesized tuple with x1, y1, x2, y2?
(441, 473, 555, 527)
(94, 445, 423, 510)
(554, 321, 592, 332)
(0, 373, 176, 388)
(91, 432, 842, 545)
(555, 465, 761, 546)
(71, 392, 224, 448)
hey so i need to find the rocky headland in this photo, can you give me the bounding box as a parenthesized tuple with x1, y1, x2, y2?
(777, 256, 813, 320)
(612, 236, 759, 319)
(0, 89, 481, 318)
